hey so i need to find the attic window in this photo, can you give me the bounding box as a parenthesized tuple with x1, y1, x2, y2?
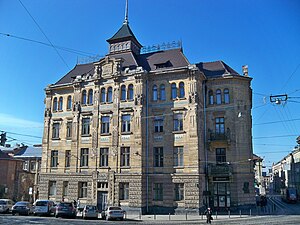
(155, 61, 172, 69)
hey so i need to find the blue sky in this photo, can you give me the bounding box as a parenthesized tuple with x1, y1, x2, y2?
(0, 0, 299, 169)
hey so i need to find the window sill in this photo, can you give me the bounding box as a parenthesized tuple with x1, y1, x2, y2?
(81, 134, 91, 137)
(52, 137, 61, 140)
(172, 130, 185, 134)
(100, 133, 111, 136)
(173, 166, 184, 169)
(121, 132, 132, 135)
(120, 166, 131, 169)
(99, 166, 110, 169)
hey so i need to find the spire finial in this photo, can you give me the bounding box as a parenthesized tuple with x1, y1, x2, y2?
(124, 0, 129, 24)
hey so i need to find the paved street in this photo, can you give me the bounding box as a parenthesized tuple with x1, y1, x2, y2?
(1, 214, 300, 225)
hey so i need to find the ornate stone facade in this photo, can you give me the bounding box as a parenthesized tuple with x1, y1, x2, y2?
(39, 16, 255, 214)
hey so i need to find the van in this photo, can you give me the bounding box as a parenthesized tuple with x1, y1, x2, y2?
(0, 199, 14, 213)
(33, 200, 55, 216)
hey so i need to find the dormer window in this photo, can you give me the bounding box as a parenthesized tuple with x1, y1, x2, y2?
(155, 61, 172, 69)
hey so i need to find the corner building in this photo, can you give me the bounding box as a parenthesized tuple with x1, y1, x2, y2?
(40, 17, 255, 214)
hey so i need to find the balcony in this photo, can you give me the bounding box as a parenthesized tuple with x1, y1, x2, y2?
(208, 129, 231, 144)
(207, 163, 233, 176)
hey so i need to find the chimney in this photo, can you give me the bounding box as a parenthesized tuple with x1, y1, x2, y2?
(242, 65, 248, 76)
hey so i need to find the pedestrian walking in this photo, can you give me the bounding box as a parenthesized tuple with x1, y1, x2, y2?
(204, 207, 213, 224)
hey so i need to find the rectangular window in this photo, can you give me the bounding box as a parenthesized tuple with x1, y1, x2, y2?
(49, 181, 56, 196)
(101, 116, 110, 134)
(174, 146, 184, 167)
(174, 183, 184, 201)
(50, 150, 58, 168)
(80, 148, 89, 167)
(23, 161, 28, 171)
(100, 148, 109, 167)
(153, 183, 163, 201)
(121, 115, 131, 133)
(52, 123, 60, 139)
(121, 147, 130, 167)
(82, 118, 90, 135)
(79, 182, 88, 198)
(63, 181, 69, 196)
(215, 117, 225, 134)
(154, 147, 164, 167)
(65, 150, 71, 168)
(216, 148, 226, 163)
(173, 113, 183, 131)
(30, 161, 36, 172)
(154, 117, 163, 133)
(66, 121, 72, 139)
(119, 183, 129, 200)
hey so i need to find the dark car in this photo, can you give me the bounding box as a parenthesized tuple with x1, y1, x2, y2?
(12, 201, 33, 216)
(55, 202, 76, 218)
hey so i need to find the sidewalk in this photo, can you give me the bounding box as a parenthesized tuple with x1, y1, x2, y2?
(125, 213, 254, 221)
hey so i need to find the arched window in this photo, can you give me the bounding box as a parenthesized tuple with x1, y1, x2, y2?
(121, 85, 126, 101)
(58, 97, 63, 111)
(107, 87, 113, 103)
(208, 90, 214, 105)
(82, 90, 87, 105)
(160, 84, 166, 101)
(67, 96, 72, 110)
(53, 97, 58, 111)
(179, 82, 185, 98)
(88, 89, 93, 105)
(152, 85, 158, 101)
(100, 88, 106, 103)
(216, 89, 222, 104)
(128, 84, 134, 100)
(171, 83, 177, 99)
(224, 89, 230, 104)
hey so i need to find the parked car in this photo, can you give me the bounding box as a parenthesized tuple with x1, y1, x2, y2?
(82, 205, 98, 219)
(33, 200, 55, 216)
(55, 202, 76, 218)
(0, 199, 14, 213)
(101, 206, 125, 220)
(11, 201, 33, 216)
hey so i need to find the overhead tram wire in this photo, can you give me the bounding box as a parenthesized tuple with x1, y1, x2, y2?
(0, 32, 96, 57)
(0, 130, 42, 139)
(18, 0, 70, 69)
(279, 62, 300, 93)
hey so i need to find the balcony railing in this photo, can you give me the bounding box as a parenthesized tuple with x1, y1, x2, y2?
(207, 163, 233, 176)
(208, 129, 231, 143)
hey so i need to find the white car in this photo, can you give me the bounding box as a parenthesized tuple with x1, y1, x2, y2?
(101, 206, 125, 220)
(0, 199, 14, 213)
(82, 205, 98, 219)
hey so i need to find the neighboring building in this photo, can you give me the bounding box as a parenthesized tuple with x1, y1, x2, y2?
(0, 145, 42, 202)
(271, 141, 300, 196)
(0, 150, 23, 200)
(253, 154, 264, 195)
(14, 145, 42, 202)
(39, 6, 254, 214)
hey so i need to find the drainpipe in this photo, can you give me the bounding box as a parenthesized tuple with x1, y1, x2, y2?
(202, 80, 209, 207)
(145, 78, 149, 213)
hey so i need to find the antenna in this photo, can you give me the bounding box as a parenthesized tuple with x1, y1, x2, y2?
(124, 0, 129, 24)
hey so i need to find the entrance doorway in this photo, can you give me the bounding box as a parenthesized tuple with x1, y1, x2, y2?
(97, 191, 108, 211)
(213, 182, 230, 208)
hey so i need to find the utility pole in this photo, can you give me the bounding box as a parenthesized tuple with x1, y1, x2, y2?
(0, 132, 7, 146)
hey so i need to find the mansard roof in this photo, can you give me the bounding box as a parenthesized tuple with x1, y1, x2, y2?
(196, 61, 240, 77)
(54, 48, 189, 85)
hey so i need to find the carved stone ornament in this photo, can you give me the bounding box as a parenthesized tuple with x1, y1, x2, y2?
(135, 94, 143, 105)
(189, 91, 198, 104)
(94, 56, 123, 80)
(44, 108, 51, 117)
